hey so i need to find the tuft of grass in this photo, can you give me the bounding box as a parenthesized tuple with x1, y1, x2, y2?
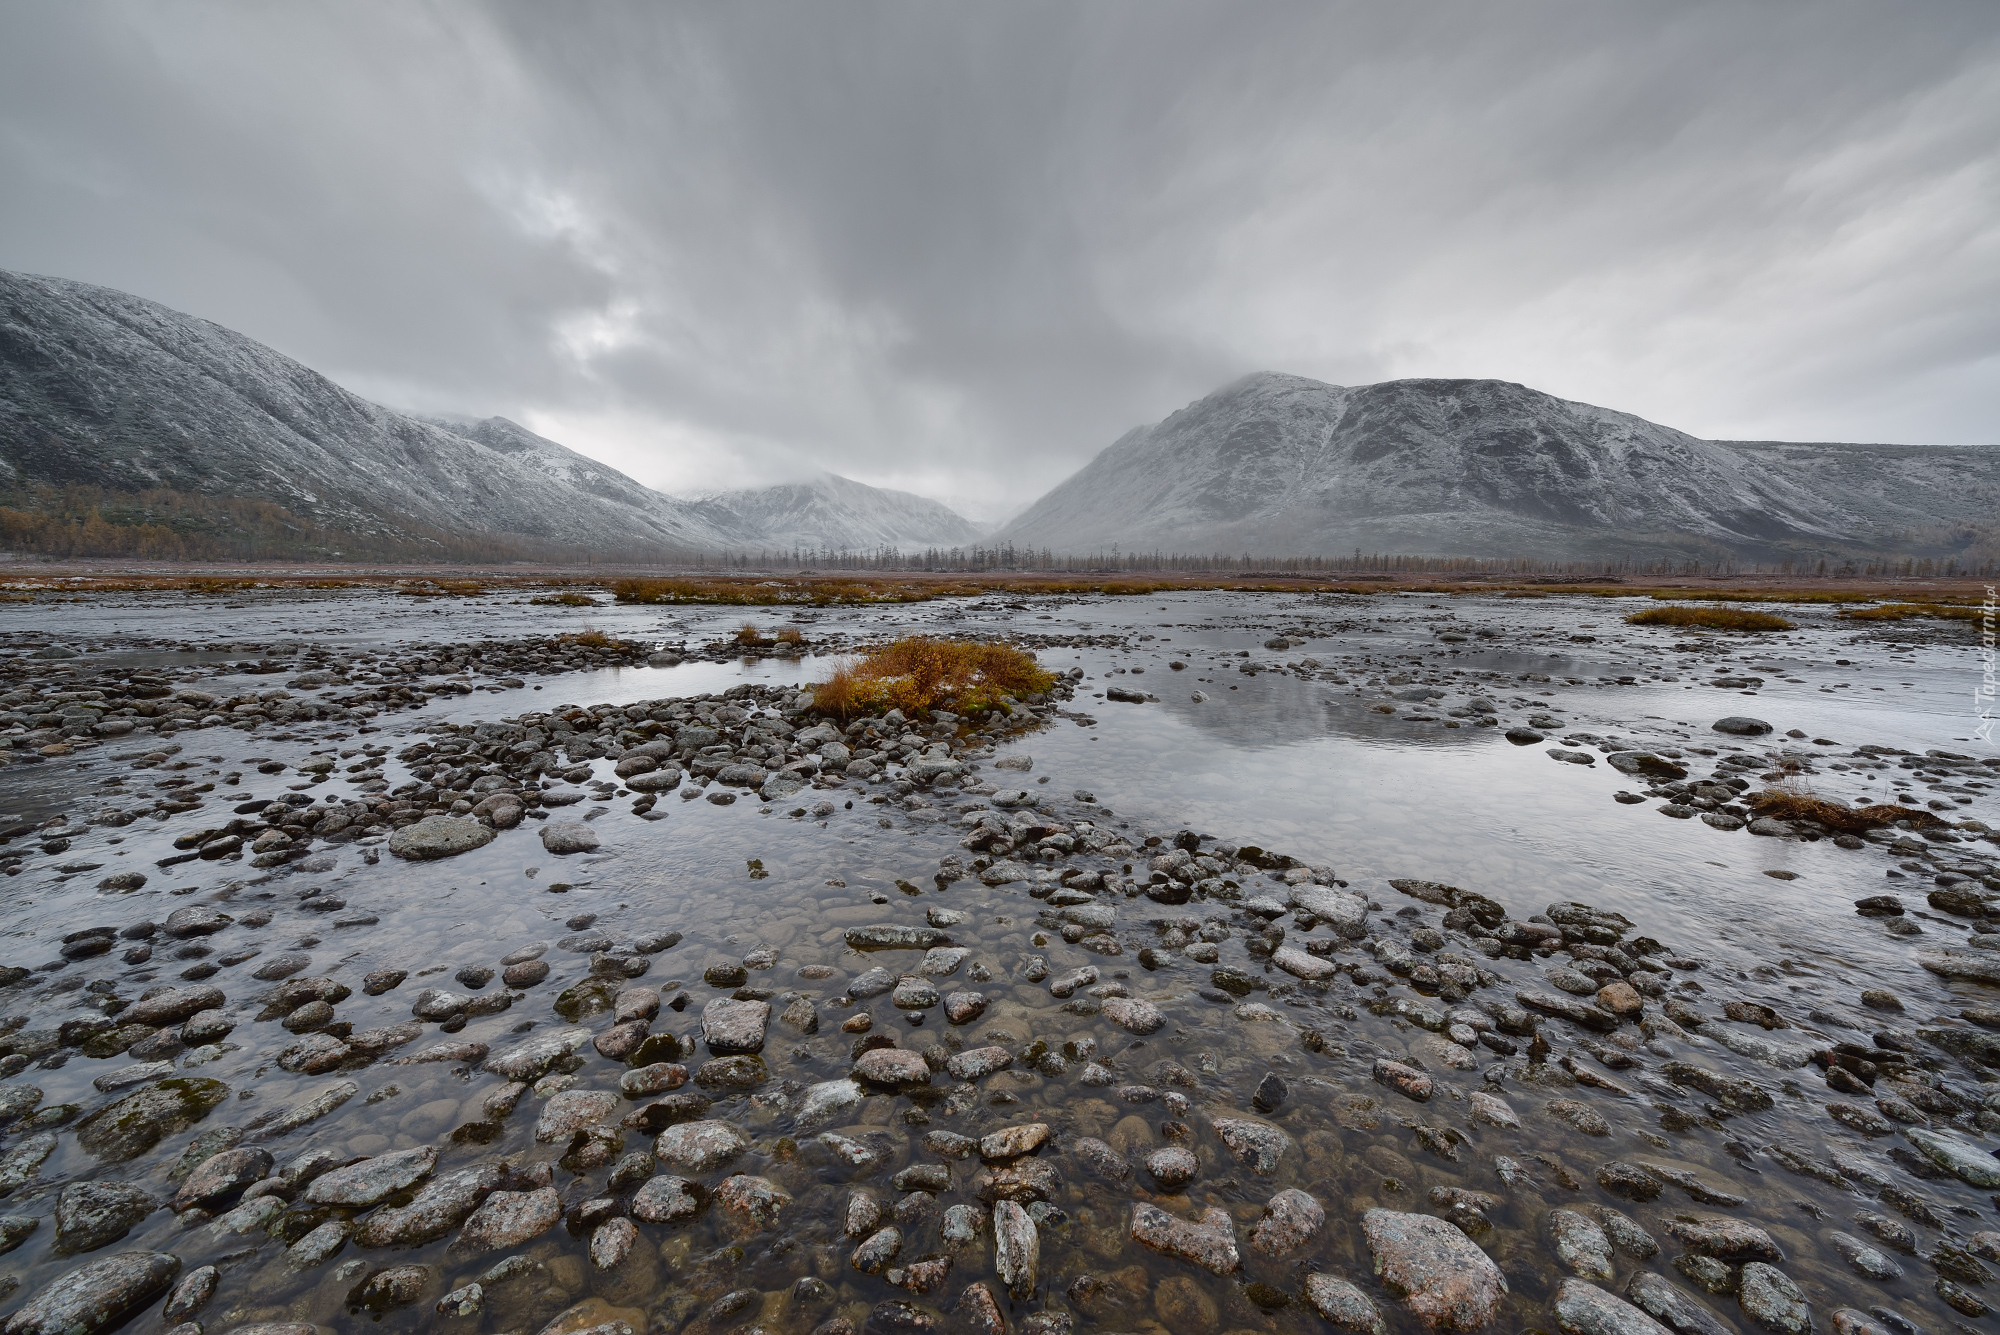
(810, 637, 1055, 718)
(774, 627, 805, 645)
(1839, 602, 1978, 622)
(564, 629, 618, 649)
(1749, 787, 1941, 833)
(1624, 604, 1795, 631)
(530, 591, 596, 607)
(734, 622, 773, 647)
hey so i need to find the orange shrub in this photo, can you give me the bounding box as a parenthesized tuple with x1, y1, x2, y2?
(810, 637, 1054, 717)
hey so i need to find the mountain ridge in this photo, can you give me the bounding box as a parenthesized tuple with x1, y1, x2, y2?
(0, 270, 979, 560)
(993, 371, 1998, 560)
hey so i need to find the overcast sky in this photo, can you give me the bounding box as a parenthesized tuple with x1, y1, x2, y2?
(2, 2, 1996, 520)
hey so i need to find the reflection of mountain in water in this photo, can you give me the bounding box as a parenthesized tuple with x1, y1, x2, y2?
(1136, 669, 1490, 751)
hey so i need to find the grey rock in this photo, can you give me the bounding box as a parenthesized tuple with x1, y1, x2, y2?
(1129, 1201, 1240, 1275)
(1736, 1262, 1810, 1334)
(1624, 1272, 1734, 1335)
(540, 821, 600, 854)
(653, 1120, 748, 1173)
(1554, 1279, 1673, 1335)
(303, 1146, 436, 1207)
(992, 1200, 1039, 1300)
(455, 1186, 560, 1250)
(388, 816, 495, 860)
(0, 1250, 181, 1335)
(1249, 1188, 1325, 1258)
(1304, 1274, 1386, 1333)
(53, 1182, 156, 1255)
(1361, 1208, 1507, 1330)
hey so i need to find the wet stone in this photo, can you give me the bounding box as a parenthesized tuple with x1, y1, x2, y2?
(304, 1146, 437, 1207)
(1623, 1272, 1732, 1335)
(173, 1146, 272, 1212)
(1, 1250, 181, 1335)
(53, 1181, 157, 1254)
(1550, 1208, 1615, 1280)
(945, 1046, 1011, 1080)
(652, 1120, 748, 1173)
(1361, 1207, 1508, 1330)
(993, 1200, 1039, 1301)
(1304, 1274, 1386, 1333)
(855, 1047, 930, 1085)
(978, 1123, 1050, 1161)
(1145, 1147, 1200, 1192)
(456, 1185, 561, 1250)
(712, 1173, 792, 1237)
(1249, 1187, 1325, 1258)
(1130, 1201, 1241, 1275)
(1553, 1279, 1673, 1335)
(1664, 1217, 1782, 1262)
(1212, 1117, 1287, 1174)
(631, 1175, 703, 1224)
(1374, 1059, 1433, 1102)
(1735, 1262, 1810, 1334)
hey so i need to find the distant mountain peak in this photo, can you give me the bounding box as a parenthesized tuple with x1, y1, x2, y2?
(995, 372, 1996, 560)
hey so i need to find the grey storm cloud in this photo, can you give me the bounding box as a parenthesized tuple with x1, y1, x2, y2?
(2, 1, 1996, 519)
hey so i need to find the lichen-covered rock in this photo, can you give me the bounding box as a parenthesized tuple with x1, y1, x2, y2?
(1305, 1274, 1386, 1333)
(389, 816, 495, 860)
(1361, 1208, 1508, 1330)
(1130, 1201, 1240, 1275)
(631, 1175, 702, 1224)
(1553, 1279, 1673, 1335)
(1736, 1263, 1810, 1334)
(53, 1182, 156, 1255)
(304, 1147, 436, 1207)
(993, 1199, 1039, 1300)
(1213, 1118, 1287, 1174)
(75, 1078, 229, 1163)
(1250, 1188, 1325, 1258)
(652, 1120, 747, 1174)
(1, 1251, 181, 1335)
(455, 1186, 560, 1250)
(712, 1174, 791, 1237)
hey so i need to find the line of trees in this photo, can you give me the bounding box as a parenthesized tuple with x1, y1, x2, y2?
(4, 484, 1993, 577)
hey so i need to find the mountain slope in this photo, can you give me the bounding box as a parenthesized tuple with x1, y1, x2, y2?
(995, 373, 1999, 560)
(700, 472, 985, 552)
(0, 270, 738, 557)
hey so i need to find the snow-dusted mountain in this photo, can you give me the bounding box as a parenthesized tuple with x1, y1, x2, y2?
(700, 472, 985, 553)
(0, 270, 740, 557)
(996, 372, 1999, 560)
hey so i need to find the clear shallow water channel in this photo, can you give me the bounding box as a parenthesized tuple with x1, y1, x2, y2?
(0, 586, 1992, 1335)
